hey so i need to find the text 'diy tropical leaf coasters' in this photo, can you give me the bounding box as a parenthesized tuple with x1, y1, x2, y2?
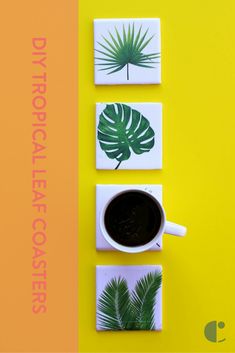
(94, 18, 161, 85)
(96, 103, 162, 170)
(96, 265, 162, 331)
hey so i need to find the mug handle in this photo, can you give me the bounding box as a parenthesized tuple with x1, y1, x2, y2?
(165, 221, 187, 237)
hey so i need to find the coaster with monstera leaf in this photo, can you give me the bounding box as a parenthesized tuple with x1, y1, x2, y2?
(96, 265, 162, 331)
(96, 103, 162, 170)
(94, 18, 161, 85)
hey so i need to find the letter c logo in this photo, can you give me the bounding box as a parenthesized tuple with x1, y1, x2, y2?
(204, 321, 225, 342)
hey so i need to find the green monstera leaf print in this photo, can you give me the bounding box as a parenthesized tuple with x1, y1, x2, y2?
(97, 103, 155, 169)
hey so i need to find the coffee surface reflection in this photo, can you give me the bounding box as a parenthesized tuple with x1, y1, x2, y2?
(104, 191, 162, 247)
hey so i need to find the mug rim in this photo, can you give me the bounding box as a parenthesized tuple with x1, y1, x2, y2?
(100, 189, 166, 253)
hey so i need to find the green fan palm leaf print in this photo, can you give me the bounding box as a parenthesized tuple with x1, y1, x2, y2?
(97, 103, 155, 169)
(95, 23, 160, 80)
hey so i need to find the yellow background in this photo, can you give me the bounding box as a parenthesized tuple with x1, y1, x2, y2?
(78, 0, 235, 352)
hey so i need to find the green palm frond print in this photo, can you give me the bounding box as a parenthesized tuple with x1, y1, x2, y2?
(97, 271, 162, 331)
(95, 23, 160, 80)
(97, 277, 133, 331)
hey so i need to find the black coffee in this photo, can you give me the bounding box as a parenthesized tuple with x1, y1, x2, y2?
(104, 191, 162, 247)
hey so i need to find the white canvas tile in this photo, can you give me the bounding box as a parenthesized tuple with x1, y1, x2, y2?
(96, 265, 162, 331)
(96, 103, 162, 170)
(94, 18, 161, 85)
(96, 184, 162, 251)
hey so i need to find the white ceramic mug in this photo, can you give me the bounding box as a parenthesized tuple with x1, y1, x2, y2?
(100, 189, 187, 253)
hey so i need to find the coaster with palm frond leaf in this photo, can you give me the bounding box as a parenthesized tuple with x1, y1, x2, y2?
(95, 23, 160, 80)
(97, 271, 162, 331)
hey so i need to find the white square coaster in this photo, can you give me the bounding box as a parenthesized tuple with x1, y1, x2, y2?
(94, 18, 161, 85)
(96, 103, 162, 170)
(96, 265, 162, 331)
(96, 184, 162, 251)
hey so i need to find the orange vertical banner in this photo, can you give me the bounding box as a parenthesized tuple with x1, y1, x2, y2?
(0, 0, 77, 352)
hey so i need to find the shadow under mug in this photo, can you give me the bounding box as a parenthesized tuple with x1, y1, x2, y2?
(100, 189, 187, 253)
